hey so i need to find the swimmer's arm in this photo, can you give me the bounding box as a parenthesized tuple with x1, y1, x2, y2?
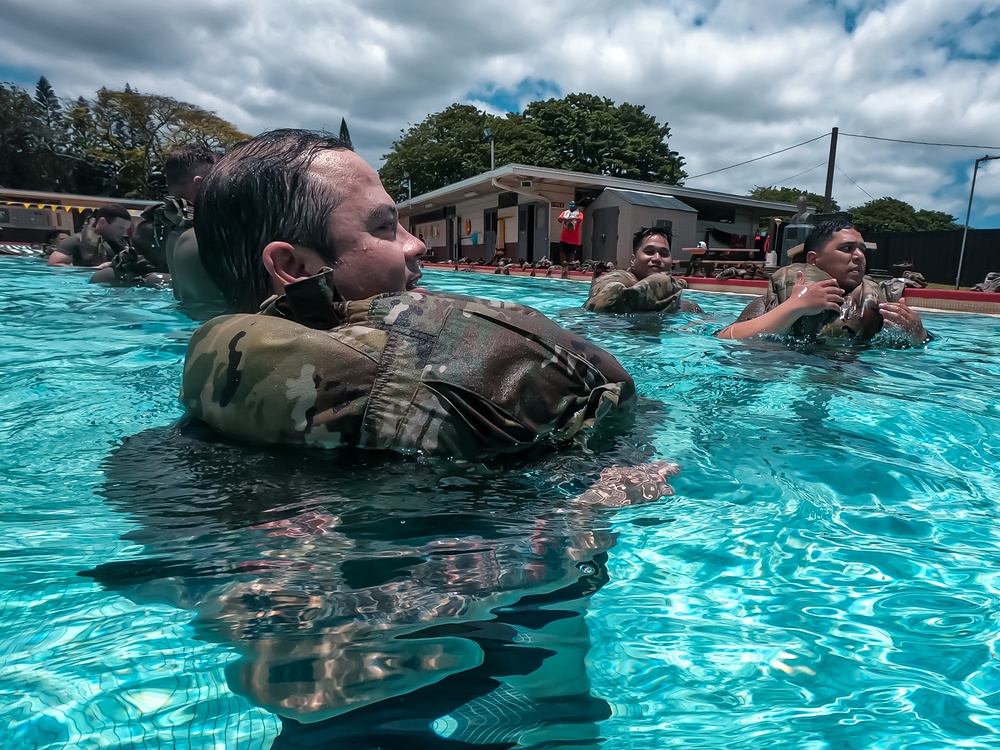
(583, 273, 630, 311)
(47, 250, 73, 266)
(717, 273, 844, 339)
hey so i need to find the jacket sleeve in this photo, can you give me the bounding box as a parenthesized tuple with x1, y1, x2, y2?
(180, 314, 376, 448)
(585, 271, 683, 313)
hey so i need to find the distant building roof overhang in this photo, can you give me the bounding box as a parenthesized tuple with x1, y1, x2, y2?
(396, 164, 798, 215)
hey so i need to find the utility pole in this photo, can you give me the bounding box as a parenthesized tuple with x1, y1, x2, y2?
(956, 154, 998, 289)
(823, 127, 838, 213)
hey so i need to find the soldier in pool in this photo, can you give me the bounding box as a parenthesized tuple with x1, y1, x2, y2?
(182, 128, 678, 497)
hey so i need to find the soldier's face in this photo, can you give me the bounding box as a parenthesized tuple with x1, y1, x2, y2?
(809, 228, 866, 291)
(97, 217, 131, 244)
(630, 235, 671, 280)
(314, 151, 424, 300)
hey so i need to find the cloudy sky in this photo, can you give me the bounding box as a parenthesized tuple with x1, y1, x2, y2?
(4, 0, 1000, 226)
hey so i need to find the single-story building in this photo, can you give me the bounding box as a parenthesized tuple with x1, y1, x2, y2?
(0, 187, 158, 244)
(396, 164, 799, 267)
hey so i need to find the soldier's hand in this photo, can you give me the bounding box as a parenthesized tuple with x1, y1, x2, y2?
(576, 461, 681, 507)
(879, 299, 928, 344)
(790, 270, 844, 315)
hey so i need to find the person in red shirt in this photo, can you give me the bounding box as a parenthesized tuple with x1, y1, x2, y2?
(557, 201, 584, 264)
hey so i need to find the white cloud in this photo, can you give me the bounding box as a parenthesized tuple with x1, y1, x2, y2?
(3, 0, 1000, 225)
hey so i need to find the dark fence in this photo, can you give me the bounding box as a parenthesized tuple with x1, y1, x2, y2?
(866, 229, 1000, 287)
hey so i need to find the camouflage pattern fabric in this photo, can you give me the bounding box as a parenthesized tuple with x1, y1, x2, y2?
(584, 269, 686, 313)
(181, 270, 636, 461)
(112, 196, 194, 282)
(754, 263, 889, 340)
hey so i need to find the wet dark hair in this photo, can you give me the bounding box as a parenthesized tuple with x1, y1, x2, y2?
(94, 204, 131, 224)
(163, 145, 219, 189)
(803, 218, 858, 256)
(195, 129, 354, 312)
(632, 226, 673, 253)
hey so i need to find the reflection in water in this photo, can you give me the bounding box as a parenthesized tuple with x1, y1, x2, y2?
(86, 419, 662, 748)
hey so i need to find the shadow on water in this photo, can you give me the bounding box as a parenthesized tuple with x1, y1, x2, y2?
(83, 418, 667, 749)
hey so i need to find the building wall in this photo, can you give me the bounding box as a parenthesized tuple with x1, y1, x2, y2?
(583, 192, 699, 266)
(696, 207, 758, 251)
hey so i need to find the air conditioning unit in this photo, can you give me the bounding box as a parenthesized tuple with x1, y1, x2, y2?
(520, 180, 533, 188)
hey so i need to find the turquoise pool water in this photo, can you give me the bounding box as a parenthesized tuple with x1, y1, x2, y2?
(3, 257, 1000, 749)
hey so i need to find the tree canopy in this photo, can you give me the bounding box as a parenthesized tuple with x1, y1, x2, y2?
(848, 197, 960, 233)
(380, 93, 686, 202)
(749, 186, 959, 233)
(0, 77, 249, 198)
(748, 185, 840, 213)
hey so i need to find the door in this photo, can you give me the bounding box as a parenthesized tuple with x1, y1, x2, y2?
(518, 204, 536, 262)
(483, 208, 498, 257)
(591, 206, 619, 263)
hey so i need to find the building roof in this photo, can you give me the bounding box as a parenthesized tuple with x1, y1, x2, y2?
(0, 187, 159, 212)
(396, 163, 798, 215)
(605, 188, 697, 212)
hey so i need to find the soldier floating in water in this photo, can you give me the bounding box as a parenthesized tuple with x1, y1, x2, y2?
(90, 146, 221, 300)
(585, 226, 703, 314)
(47, 204, 131, 268)
(182, 128, 678, 487)
(92, 127, 682, 747)
(716, 219, 931, 346)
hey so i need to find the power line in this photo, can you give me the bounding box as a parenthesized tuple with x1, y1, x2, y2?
(840, 132, 1000, 150)
(769, 161, 827, 186)
(835, 165, 875, 202)
(684, 133, 829, 180)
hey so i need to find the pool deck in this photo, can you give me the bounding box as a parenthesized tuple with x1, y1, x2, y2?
(423, 262, 1000, 316)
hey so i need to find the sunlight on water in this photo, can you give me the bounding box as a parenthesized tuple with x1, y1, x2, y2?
(2, 259, 1000, 749)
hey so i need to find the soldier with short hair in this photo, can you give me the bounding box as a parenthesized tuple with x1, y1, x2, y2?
(584, 226, 702, 314)
(182, 129, 676, 496)
(91, 145, 221, 294)
(47, 204, 131, 268)
(716, 218, 930, 345)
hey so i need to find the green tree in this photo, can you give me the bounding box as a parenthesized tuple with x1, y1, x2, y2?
(0, 82, 45, 189)
(61, 95, 110, 195)
(848, 197, 959, 233)
(31, 76, 68, 190)
(86, 87, 249, 198)
(518, 93, 685, 183)
(913, 209, 960, 231)
(748, 185, 839, 212)
(380, 104, 499, 202)
(379, 93, 686, 201)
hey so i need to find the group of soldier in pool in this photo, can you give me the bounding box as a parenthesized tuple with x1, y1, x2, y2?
(44, 129, 931, 479)
(46, 145, 225, 309)
(52, 128, 932, 743)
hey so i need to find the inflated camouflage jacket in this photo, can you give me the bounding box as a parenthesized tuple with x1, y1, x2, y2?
(737, 263, 894, 341)
(181, 270, 636, 460)
(584, 269, 691, 313)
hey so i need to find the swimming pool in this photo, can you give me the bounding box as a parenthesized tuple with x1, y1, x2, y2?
(3, 257, 1000, 749)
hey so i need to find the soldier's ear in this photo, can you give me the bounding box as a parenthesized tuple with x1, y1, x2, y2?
(805, 250, 819, 265)
(263, 242, 327, 289)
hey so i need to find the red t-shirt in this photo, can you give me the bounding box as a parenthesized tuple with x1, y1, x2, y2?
(559, 209, 584, 245)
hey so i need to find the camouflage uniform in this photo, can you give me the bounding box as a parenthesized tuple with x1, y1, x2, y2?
(111, 197, 194, 283)
(734, 263, 892, 341)
(181, 270, 636, 460)
(584, 269, 697, 313)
